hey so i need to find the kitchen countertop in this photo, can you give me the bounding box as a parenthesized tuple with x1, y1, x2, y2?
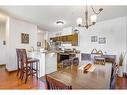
(28, 50, 80, 54)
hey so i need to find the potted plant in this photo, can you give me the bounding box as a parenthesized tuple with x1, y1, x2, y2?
(118, 52, 125, 77)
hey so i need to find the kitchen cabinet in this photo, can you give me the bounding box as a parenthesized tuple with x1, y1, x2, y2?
(45, 52, 57, 74)
(72, 33, 78, 46)
(28, 52, 57, 77)
(68, 35, 73, 42)
(62, 36, 68, 42)
(50, 33, 78, 46)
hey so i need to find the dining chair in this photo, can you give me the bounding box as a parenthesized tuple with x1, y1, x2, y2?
(93, 50, 105, 65)
(91, 48, 98, 54)
(110, 62, 118, 89)
(16, 49, 33, 77)
(16, 49, 39, 83)
(94, 56, 105, 65)
(16, 49, 22, 77)
(91, 49, 101, 64)
(97, 50, 103, 55)
(61, 59, 72, 68)
(72, 57, 79, 66)
(81, 53, 91, 61)
(45, 74, 72, 90)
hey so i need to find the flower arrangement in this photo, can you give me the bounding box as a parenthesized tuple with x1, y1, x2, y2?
(119, 52, 125, 66)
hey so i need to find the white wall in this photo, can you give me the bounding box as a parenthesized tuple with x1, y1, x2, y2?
(48, 27, 73, 38)
(0, 23, 6, 65)
(78, 16, 127, 73)
(37, 29, 45, 48)
(6, 17, 38, 71)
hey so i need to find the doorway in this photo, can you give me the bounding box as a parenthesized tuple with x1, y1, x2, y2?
(0, 14, 7, 66)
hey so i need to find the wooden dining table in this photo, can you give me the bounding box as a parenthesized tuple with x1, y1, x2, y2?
(48, 63, 113, 89)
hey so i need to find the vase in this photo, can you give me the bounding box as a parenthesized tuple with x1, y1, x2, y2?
(118, 66, 123, 77)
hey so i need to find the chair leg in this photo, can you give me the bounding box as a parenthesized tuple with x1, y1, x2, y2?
(36, 61, 38, 79)
(19, 71, 22, 79)
(21, 71, 24, 80)
(31, 63, 34, 77)
(17, 69, 23, 79)
(17, 67, 20, 77)
(19, 67, 24, 80)
(25, 64, 28, 84)
(29, 63, 33, 77)
(17, 69, 19, 76)
(17, 63, 19, 76)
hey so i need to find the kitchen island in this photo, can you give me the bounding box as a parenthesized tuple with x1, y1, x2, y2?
(28, 50, 80, 78)
(28, 51, 57, 78)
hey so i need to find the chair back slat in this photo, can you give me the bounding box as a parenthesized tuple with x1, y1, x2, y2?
(20, 49, 28, 64)
(16, 49, 22, 69)
(46, 75, 72, 90)
(16, 49, 22, 63)
(16, 49, 28, 68)
(73, 57, 79, 66)
(62, 59, 72, 68)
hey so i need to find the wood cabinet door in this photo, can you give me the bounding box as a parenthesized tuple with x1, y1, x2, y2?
(67, 35, 72, 42)
(49, 33, 78, 46)
(62, 36, 66, 42)
(72, 33, 78, 46)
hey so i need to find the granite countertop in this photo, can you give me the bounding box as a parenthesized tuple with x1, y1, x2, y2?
(28, 50, 80, 54)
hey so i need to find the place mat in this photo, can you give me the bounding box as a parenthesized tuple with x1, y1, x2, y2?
(78, 63, 96, 72)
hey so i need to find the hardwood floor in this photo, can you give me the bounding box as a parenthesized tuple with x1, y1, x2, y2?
(0, 65, 46, 89)
(116, 76, 127, 89)
(0, 65, 127, 89)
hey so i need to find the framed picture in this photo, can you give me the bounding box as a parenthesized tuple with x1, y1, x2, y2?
(91, 36, 98, 42)
(99, 37, 106, 44)
(37, 42, 41, 47)
(21, 33, 29, 44)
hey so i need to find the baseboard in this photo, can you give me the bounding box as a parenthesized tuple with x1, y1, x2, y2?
(7, 69, 18, 73)
(123, 73, 127, 78)
(0, 64, 6, 66)
(5, 67, 18, 73)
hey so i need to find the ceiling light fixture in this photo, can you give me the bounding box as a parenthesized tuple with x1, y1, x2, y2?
(77, 5, 103, 29)
(56, 21, 64, 26)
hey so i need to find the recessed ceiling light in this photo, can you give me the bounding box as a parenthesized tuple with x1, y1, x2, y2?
(56, 21, 64, 25)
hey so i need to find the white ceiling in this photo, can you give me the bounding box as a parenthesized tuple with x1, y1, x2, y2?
(0, 6, 127, 32)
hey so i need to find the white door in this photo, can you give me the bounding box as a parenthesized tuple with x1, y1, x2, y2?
(0, 24, 6, 65)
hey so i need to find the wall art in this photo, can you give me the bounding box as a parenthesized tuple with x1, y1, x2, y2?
(21, 33, 29, 44)
(99, 37, 106, 44)
(91, 36, 98, 42)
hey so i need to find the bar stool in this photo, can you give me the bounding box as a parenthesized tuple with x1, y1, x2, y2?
(16, 49, 32, 78)
(16, 49, 22, 77)
(16, 49, 39, 83)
